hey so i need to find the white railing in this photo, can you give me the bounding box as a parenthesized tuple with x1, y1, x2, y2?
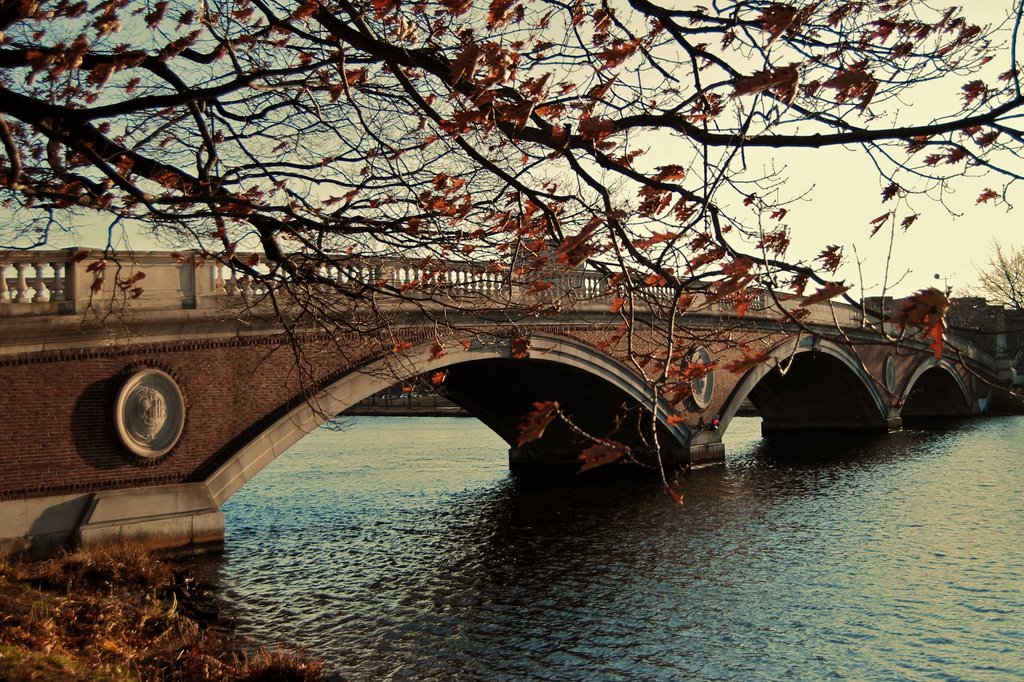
(0, 249, 876, 329)
(0, 249, 1001, 368)
(0, 255, 69, 305)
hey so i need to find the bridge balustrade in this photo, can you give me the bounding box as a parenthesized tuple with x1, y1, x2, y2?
(0, 253, 68, 309)
(0, 248, 870, 330)
(0, 249, 992, 368)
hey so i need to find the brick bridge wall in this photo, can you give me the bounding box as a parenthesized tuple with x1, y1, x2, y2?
(0, 319, 990, 556)
(0, 322, 984, 503)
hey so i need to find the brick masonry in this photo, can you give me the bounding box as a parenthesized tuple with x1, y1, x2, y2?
(0, 321, 991, 502)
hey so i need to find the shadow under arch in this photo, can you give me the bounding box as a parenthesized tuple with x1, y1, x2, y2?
(718, 337, 890, 438)
(900, 358, 973, 420)
(205, 333, 691, 506)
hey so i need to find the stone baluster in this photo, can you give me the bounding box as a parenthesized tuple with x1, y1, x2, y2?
(0, 261, 8, 304)
(225, 267, 238, 296)
(13, 262, 29, 303)
(320, 264, 330, 288)
(49, 261, 65, 301)
(214, 263, 227, 295)
(32, 262, 47, 302)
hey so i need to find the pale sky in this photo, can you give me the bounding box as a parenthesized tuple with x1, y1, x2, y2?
(775, 144, 1021, 299)
(721, 0, 1024, 298)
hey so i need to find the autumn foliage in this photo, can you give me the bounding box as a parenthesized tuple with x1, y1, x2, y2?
(0, 1, 1020, 473)
(895, 287, 950, 360)
(0, 1, 1018, 294)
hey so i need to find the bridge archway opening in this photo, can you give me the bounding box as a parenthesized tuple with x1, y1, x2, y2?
(725, 346, 889, 438)
(900, 364, 972, 422)
(207, 335, 691, 506)
(439, 358, 683, 468)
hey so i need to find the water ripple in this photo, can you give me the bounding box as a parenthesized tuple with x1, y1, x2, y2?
(191, 416, 1024, 681)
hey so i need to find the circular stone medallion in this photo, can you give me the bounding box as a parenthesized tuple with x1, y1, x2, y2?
(115, 369, 185, 459)
(689, 346, 715, 409)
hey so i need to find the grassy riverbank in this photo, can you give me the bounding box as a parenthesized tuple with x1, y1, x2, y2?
(0, 544, 323, 681)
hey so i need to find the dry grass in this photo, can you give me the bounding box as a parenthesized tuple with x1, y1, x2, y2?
(0, 544, 323, 682)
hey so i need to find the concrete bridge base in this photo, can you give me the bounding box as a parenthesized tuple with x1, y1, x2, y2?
(0, 484, 224, 559)
(687, 439, 726, 467)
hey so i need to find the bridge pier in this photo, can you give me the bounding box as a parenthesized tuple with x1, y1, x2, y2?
(76, 484, 224, 553)
(0, 484, 224, 559)
(687, 433, 726, 467)
(508, 445, 584, 469)
(508, 439, 722, 471)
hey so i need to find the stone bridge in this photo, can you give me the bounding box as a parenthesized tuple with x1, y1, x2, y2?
(0, 249, 1014, 556)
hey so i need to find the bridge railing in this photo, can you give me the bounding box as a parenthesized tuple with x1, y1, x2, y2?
(0, 249, 997, 367)
(0, 251, 71, 312)
(205, 255, 618, 307)
(0, 249, 870, 328)
(1, 249, 219, 317)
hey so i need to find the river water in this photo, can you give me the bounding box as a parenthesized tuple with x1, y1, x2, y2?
(197, 416, 1023, 680)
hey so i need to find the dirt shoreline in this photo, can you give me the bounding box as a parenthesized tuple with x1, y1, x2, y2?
(0, 544, 323, 681)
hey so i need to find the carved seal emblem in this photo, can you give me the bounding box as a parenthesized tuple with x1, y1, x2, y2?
(115, 369, 185, 459)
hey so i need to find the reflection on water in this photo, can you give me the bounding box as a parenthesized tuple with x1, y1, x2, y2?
(197, 416, 1024, 680)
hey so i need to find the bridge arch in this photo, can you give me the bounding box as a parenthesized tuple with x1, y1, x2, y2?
(900, 358, 972, 418)
(206, 333, 690, 506)
(718, 337, 890, 437)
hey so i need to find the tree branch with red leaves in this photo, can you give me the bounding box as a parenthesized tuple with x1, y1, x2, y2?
(1, 0, 1022, 478)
